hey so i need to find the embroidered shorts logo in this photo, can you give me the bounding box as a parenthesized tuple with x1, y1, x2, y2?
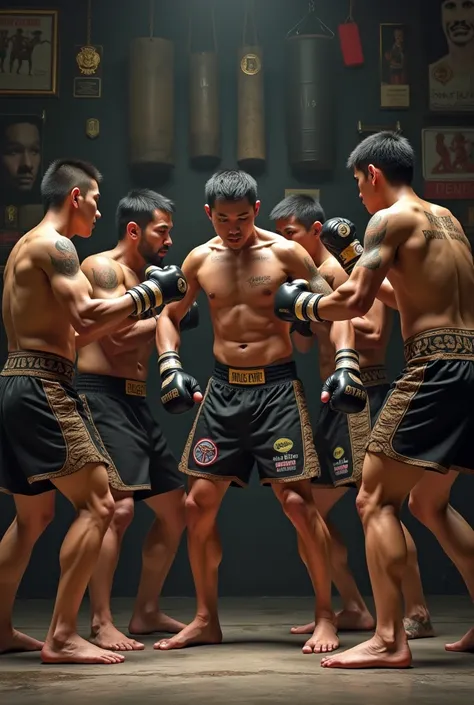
(273, 437, 294, 453)
(193, 438, 218, 466)
(333, 446, 344, 460)
(332, 446, 349, 478)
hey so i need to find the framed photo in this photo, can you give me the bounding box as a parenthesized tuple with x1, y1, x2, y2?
(0, 10, 59, 96)
(422, 127, 474, 199)
(0, 113, 44, 207)
(425, 0, 474, 113)
(380, 24, 409, 109)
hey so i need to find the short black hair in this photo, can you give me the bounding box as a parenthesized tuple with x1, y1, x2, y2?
(270, 194, 326, 230)
(41, 158, 102, 211)
(116, 188, 175, 240)
(347, 131, 414, 185)
(205, 169, 258, 209)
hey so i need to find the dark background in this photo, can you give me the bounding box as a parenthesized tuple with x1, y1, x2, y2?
(0, 0, 473, 600)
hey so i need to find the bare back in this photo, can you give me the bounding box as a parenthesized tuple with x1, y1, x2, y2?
(2, 224, 86, 361)
(385, 197, 474, 339)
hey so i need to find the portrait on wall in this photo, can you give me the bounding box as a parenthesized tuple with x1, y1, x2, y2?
(0, 113, 43, 207)
(422, 127, 474, 199)
(380, 24, 409, 108)
(426, 0, 474, 112)
(0, 9, 58, 96)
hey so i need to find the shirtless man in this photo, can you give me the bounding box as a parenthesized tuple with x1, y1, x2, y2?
(153, 169, 367, 654)
(76, 188, 200, 651)
(274, 131, 474, 668)
(270, 194, 434, 642)
(0, 159, 187, 664)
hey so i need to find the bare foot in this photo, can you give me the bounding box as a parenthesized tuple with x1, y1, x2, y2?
(291, 609, 374, 635)
(0, 629, 44, 654)
(302, 618, 339, 654)
(321, 635, 412, 669)
(290, 620, 314, 635)
(129, 611, 186, 635)
(154, 617, 222, 650)
(403, 616, 435, 640)
(90, 623, 145, 651)
(42, 633, 125, 664)
(445, 627, 474, 653)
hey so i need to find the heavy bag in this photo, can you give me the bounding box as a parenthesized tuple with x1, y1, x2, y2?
(129, 37, 174, 170)
(188, 8, 220, 169)
(285, 6, 335, 173)
(237, 3, 265, 169)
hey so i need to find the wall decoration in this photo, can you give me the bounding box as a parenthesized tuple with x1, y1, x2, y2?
(285, 188, 320, 200)
(74, 0, 102, 98)
(380, 23, 409, 108)
(0, 10, 58, 96)
(426, 0, 474, 113)
(422, 127, 474, 199)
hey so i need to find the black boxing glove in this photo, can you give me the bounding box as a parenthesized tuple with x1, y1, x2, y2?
(158, 351, 202, 414)
(320, 218, 364, 274)
(290, 320, 313, 337)
(179, 302, 199, 332)
(125, 265, 188, 317)
(321, 348, 367, 414)
(274, 279, 326, 324)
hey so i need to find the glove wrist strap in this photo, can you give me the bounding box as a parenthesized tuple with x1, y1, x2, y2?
(294, 291, 325, 323)
(126, 279, 163, 316)
(335, 348, 361, 373)
(158, 351, 183, 378)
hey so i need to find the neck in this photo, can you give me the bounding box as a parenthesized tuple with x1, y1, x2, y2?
(382, 184, 415, 208)
(42, 208, 74, 238)
(112, 240, 146, 276)
(309, 239, 330, 268)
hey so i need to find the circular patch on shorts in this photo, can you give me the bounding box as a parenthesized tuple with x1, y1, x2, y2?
(193, 438, 218, 466)
(333, 446, 345, 460)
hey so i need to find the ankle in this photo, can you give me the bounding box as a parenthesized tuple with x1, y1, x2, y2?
(49, 624, 77, 646)
(376, 624, 406, 648)
(405, 606, 431, 624)
(91, 613, 114, 631)
(340, 601, 368, 615)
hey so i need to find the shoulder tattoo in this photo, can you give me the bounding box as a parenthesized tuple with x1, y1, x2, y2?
(49, 238, 80, 277)
(92, 266, 119, 289)
(355, 213, 388, 271)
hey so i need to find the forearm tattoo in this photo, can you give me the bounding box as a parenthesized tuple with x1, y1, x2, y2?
(355, 213, 388, 270)
(303, 256, 333, 295)
(50, 238, 80, 277)
(92, 266, 119, 289)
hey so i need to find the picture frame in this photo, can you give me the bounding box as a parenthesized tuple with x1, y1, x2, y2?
(379, 23, 409, 109)
(422, 127, 474, 200)
(0, 9, 59, 96)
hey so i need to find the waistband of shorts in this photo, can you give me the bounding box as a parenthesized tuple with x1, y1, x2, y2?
(404, 328, 474, 364)
(360, 365, 389, 387)
(75, 373, 147, 398)
(0, 350, 74, 385)
(213, 360, 297, 387)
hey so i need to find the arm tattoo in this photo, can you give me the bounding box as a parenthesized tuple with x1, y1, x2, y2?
(247, 275, 272, 288)
(355, 213, 388, 270)
(49, 238, 80, 277)
(303, 257, 333, 295)
(92, 266, 119, 289)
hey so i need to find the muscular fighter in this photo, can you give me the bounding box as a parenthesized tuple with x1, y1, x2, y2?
(270, 194, 434, 641)
(274, 131, 474, 667)
(154, 170, 367, 654)
(77, 189, 200, 651)
(0, 159, 187, 664)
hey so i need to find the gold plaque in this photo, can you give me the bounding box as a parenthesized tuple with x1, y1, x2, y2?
(86, 118, 100, 139)
(432, 62, 453, 86)
(76, 45, 101, 75)
(240, 53, 261, 76)
(5, 205, 18, 226)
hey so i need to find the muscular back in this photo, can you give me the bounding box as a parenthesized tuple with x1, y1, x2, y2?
(384, 198, 474, 338)
(2, 225, 84, 360)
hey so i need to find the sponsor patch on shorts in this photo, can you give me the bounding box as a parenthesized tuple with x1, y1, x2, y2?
(333, 446, 344, 460)
(273, 437, 294, 453)
(193, 438, 218, 466)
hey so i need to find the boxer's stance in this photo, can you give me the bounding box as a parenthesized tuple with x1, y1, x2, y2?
(0, 160, 186, 663)
(154, 170, 366, 654)
(77, 189, 196, 651)
(271, 194, 434, 642)
(275, 132, 474, 668)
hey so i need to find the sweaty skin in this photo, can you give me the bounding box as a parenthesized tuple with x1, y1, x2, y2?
(318, 194, 474, 669)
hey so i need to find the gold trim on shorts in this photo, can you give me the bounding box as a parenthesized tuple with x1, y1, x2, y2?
(404, 328, 474, 365)
(228, 367, 266, 385)
(332, 402, 371, 487)
(360, 365, 388, 388)
(260, 380, 320, 485)
(125, 379, 147, 397)
(1, 350, 74, 385)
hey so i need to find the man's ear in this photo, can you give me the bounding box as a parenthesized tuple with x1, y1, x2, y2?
(204, 204, 212, 220)
(126, 221, 140, 239)
(254, 200, 261, 217)
(312, 221, 323, 238)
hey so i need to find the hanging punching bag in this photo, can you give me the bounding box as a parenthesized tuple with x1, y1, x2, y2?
(237, 1, 265, 171)
(188, 6, 220, 169)
(285, 3, 335, 173)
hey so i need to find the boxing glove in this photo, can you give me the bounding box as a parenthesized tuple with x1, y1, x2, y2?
(125, 265, 188, 317)
(321, 348, 367, 414)
(179, 302, 199, 332)
(320, 218, 364, 274)
(290, 320, 313, 337)
(158, 351, 202, 414)
(274, 280, 325, 324)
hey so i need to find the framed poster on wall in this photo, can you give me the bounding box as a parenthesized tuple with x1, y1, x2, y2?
(380, 23, 410, 108)
(422, 127, 474, 199)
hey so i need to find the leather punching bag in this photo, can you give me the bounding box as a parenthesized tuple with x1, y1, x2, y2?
(188, 7, 220, 169)
(285, 5, 335, 173)
(237, 2, 265, 170)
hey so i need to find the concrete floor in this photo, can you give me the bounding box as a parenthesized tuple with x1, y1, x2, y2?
(0, 596, 473, 705)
